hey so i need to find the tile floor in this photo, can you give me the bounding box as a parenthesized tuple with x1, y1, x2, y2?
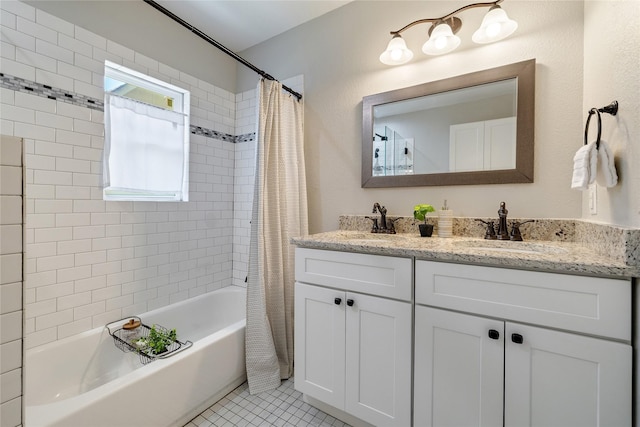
(184, 378, 352, 427)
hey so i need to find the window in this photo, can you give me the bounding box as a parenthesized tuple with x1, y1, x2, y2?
(103, 61, 190, 201)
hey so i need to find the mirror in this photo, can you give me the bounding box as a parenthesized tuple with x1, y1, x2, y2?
(362, 59, 535, 187)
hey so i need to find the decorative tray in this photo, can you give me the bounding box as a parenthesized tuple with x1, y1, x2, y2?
(106, 317, 193, 365)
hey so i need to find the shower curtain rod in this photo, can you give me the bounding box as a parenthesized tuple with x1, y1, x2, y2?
(143, 0, 302, 101)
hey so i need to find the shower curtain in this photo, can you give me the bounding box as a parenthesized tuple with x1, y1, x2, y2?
(246, 79, 308, 394)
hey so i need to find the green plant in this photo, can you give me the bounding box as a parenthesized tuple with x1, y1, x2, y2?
(146, 325, 177, 355)
(413, 204, 435, 223)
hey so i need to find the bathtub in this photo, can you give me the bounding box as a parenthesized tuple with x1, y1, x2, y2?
(25, 286, 247, 427)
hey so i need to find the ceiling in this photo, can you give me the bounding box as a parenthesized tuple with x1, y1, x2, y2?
(153, 0, 352, 52)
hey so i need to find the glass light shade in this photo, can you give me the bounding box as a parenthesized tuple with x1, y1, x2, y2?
(379, 35, 414, 65)
(472, 6, 518, 44)
(422, 23, 461, 55)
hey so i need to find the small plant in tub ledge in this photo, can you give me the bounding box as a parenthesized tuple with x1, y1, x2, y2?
(413, 204, 435, 237)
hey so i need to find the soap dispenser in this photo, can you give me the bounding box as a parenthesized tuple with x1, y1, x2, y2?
(438, 200, 453, 238)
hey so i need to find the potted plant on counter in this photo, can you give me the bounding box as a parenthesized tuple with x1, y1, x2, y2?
(413, 204, 435, 237)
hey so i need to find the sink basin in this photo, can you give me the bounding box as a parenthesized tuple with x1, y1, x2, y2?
(453, 240, 568, 255)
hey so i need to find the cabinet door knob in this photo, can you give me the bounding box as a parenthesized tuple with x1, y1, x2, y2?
(488, 329, 500, 340)
(346, 299, 354, 306)
(334, 297, 342, 305)
(511, 333, 524, 344)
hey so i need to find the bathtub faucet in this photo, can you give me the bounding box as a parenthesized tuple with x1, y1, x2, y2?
(372, 202, 388, 232)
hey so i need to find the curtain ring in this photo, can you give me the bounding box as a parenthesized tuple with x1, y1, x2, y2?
(584, 108, 602, 150)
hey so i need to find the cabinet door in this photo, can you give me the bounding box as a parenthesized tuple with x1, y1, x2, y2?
(345, 293, 412, 427)
(294, 283, 346, 410)
(505, 323, 632, 427)
(414, 306, 504, 427)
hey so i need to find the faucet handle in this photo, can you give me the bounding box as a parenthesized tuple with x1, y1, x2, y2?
(509, 220, 535, 241)
(365, 216, 379, 233)
(387, 217, 399, 234)
(475, 219, 497, 240)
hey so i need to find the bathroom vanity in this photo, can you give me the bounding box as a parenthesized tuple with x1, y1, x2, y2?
(414, 260, 630, 427)
(292, 230, 636, 427)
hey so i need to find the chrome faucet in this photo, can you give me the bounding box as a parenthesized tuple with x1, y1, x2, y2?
(372, 202, 388, 232)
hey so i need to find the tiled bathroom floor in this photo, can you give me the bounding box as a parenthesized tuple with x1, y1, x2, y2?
(184, 378, 351, 427)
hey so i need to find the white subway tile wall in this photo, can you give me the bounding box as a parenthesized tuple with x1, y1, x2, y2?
(233, 88, 257, 287)
(0, 1, 260, 351)
(0, 135, 23, 427)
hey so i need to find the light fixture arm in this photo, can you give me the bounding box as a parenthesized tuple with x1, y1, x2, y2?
(389, 0, 503, 36)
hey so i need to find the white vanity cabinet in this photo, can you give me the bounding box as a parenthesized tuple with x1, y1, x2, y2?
(294, 248, 412, 427)
(414, 260, 632, 427)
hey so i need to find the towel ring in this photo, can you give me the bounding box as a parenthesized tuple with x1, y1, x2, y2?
(584, 100, 619, 150)
(584, 108, 602, 149)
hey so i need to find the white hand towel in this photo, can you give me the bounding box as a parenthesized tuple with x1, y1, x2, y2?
(571, 141, 597, 190)
(596, 140, 618, 187)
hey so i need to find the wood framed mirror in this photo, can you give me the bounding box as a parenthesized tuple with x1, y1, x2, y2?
(362, 59, 535, 187)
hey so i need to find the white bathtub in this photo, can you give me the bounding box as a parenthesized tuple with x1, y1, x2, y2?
(25, 286, 247, 427)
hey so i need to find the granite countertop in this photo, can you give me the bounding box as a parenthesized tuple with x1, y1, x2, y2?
(291, 230, 640, 279)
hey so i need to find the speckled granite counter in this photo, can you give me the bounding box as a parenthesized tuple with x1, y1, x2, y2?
(291, 230, 640, 279)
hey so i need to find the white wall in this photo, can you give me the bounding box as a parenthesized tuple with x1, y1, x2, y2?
(583, 2, 640, 419)
(238, 1, 592, 232)
(583, 1, 640, 226)
(0, 1, 243, 349)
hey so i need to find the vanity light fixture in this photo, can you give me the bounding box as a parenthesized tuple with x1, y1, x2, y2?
(379, 34, 414, 66)
(422, 19, 462, 55)
(379, 0, 517, 65)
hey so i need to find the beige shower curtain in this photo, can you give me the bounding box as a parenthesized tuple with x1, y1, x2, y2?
(246, 79, 308, 394)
